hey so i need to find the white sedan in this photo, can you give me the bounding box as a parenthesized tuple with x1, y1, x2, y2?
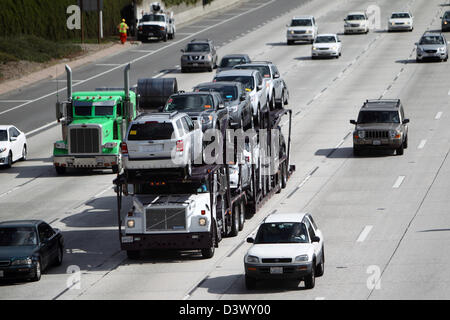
(312, 34, 342, 59)
(0, 125, 27, 168)
(244, 212, 324, 289)
(388, 12, 413, 32)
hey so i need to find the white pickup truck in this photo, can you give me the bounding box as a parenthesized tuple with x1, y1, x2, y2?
(137, 2, 175, 42)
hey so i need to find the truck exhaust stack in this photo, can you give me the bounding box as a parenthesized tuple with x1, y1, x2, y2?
(124, 63, 131, 101)
(65, 65, 72, 101)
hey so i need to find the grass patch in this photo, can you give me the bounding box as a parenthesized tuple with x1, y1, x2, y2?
(0, 35, 82, 63)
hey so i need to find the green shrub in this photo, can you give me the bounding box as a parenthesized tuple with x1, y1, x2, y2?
(0, 52, 18, 64)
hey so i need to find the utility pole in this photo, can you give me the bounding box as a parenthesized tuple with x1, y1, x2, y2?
(80, 0, 84, 43)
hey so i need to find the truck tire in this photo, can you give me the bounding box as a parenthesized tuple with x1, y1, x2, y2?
(281, 161, 288, 189)
(201, 228, 216, 259)
(229, 204, 240, 237)
(127, 250, 141, 260)
(137, 78, 178, 111)
(239, 201, 245, 231)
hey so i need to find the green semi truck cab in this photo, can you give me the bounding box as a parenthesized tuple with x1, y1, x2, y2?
(53, 64, 136, 174)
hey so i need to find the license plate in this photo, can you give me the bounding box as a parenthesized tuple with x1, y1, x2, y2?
(121, 236, 133, 243)
(141, 144, 163, 152)
(193, 63, 199, 67)
(373, 140, 381, 145)
(270, 267, 283, 274)
(0, 270, 4, 277)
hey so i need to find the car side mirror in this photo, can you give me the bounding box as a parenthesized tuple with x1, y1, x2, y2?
(246, 237, 254, 243)
(311, 236, 320, 243)
(10, 136, 17, 142)
(350, 120, 357, 125)
(273, 73, 280, 79)
(286, 24, 289, 27)
(257, 85, 263, 91)
(240, 95, 246, 101)
(403, 119, 410, 124)
(414, 42, 418, 45)
(180, 49, 185, 53)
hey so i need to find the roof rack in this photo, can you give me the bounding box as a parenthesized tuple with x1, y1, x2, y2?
(246, 60, 273, 64)
(364, 99, 401, 108)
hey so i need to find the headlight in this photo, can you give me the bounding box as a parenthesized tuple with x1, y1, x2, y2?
(389, 130, 401, 138)
(54, 142, 67, 150)
(438, 47, 445, 52)
(295, 254, 309, 262)
(201, 115, 213, 124)
(11, 257, 33, 266)
(199, 217, 207, 226)
(444, 21, 448, 25)
(127, 220, 135, 228)
(0, 147, 7, 153)
(229, 105, 238, 112)
(357, 130, 365, 139)
(331, 45, 337, 50)
(406, 21, 410, 25)
(390, 21, 395, 25)
(245, 255, 259, 263)
(306, 29, 312, 34)
(312, 46, 317, 50)
(289, 30, 294, 34)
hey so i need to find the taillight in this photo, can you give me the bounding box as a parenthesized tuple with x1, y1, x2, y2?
(121, 142, 128, 155)
(176, 140, 184, 152)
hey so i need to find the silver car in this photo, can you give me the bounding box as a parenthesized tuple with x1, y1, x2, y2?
(181, 39, 218, 72)
(416, 32, 448, 62)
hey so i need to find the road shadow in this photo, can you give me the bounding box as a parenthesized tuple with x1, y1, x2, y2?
(315, 147, 395, 158)
(418, 228, 450, 232)
(266, 42, 288, 47)
(396, 59, 417, 64)
(197, 273, 309, 295)
(0, 163, 117, 178)
(294, 56, 312, 61)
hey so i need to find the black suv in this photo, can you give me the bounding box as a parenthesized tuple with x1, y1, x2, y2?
(163, 91, 228, 132)
(350, 99, 410, 156)
(442, 10, 450, 32)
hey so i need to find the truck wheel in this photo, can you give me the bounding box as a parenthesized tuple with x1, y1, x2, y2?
(245, 275, 257, 290)
(304, 263, 315, 289)
(229, 204, 240, 237)
(239, 201, 245, 231)
(127, 250, 141, 260)
(287, 40, 294, 45)
(55, 166, 66, 175)
(396, 144, 404, 156)
(353, 147, 361, 157)
(281, 161, 288, 189)
(201, 240, 215, 259)
(163, 33, 167, 42)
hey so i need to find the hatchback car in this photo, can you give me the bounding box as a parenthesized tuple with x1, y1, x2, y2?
(311, 34, 342, 58)
(244, 213, 324, 289)
(344, 12, 369, 34)
(233, 61, 289, 110)
(214, 69, 269, 128)
(193, 81, 253, 129)
(216, 54, 251, 73)
(286, 16, 318, 45)
(0, 220, 64, 282)
(388, 12, 413, 31)
(441, 10, 450, 32)
(0, 125, 27, 168)
(181, 39, 218, 72)
(122, 112, 202, 177)
(415, 32, 448, 62)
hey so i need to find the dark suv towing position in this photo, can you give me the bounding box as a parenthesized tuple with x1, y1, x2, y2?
(350, 99, 410, 156)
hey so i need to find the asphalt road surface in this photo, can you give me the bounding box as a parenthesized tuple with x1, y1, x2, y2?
(1, 0, 450, 300)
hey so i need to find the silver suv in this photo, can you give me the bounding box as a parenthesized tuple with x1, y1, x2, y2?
(233, 61, 289, 110)
(415, 32, 448, 62)
(181, 39, 218, 72)
(286, 16, 318, 44)
(350, 99, 410, 156)
(122, 112, 202, 177)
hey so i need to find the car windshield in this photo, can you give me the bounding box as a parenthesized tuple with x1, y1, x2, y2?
(220, 57, 247, 68)
(215, 76, 254, 90)
(0, 227, 37, 246)
(164, 95, 214, 112)
(255, 222, 309, 244)
(419, 35, 444, 45)
(196, 86, 238, 101)
(0, 130, 7, 141)
(347, 14, 365, 20)
(314, 36, 336, 43)
(135, 182, 210, 194)
(141, 14, 165, 22)
(128, 123, 174, 140)
(391, 13, 410, 18)
(186, 43, 210, 52)
(234, 65, 271, 78)
(290, 19, 312, 26)
(445, 12, 450, 19)
(357, 111, 400, 123)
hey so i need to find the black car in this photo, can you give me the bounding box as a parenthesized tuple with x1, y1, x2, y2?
(442, 10, 450, 32)
(163, 91, 228, 132)
(0, 220, 64, 282)
(216, 54, 251, 73)
(193, 81, 253, 129)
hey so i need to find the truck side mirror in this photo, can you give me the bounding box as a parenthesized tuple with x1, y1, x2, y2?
(350, 120, 357, 125)
(402, 119, 410, 124)
(56, 102, 63, 121)
(246, 237, 254, 243)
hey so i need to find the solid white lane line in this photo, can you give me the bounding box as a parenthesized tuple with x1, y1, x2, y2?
(357, 225, 373, 242)
(130, 50, 155, 53)
(96, 63, 122, 66)
(0, 0, 277, 117)
(417, 139, 427, 149)
(0, 100, 32, 103)
(392, 175, 405, 189)
(435, 111, 443, 120)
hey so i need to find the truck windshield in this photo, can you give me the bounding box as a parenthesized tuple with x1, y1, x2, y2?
(254, 222, 309, 244)
(164, 95, 214, 112)
(74, 106, 92, 116)
(290, 19, 312, 26)
(195, 86, 238, 101)
(128, 123, 174, 140)
(95, 106, 114, 116)
(142, 14, 165, 22)
(215, 76, 254, 91)
(0, 227, 38, 246)
(0, 130, 7, 141)
(136, 183, 209, 194)
(357, 111, 400, 123)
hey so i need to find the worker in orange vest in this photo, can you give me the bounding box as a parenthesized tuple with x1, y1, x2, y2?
(118, 19, 129, 44)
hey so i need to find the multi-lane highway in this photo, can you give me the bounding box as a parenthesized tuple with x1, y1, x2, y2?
(1, 0, 450, 300)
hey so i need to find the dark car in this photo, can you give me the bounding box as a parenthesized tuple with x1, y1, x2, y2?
(163, 91, 228, 132)
(0, 220, 64, 282)
(193, 81, 253, 129)
(442, 10, 450, 32)
(180, 39, 218, 72)
(216, 54, 251, 73)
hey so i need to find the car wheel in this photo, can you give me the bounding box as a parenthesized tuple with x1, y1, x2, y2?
(5, 151, 12, 168)
(353, 147, 361, 157)
(239, 201, 245, 231)
(31, 259, 42, 282)
(185, 163, 192, 178)
(396, 144, 404, 155)
(304, 262, 315, 289)
(245, 275, 257, 290)
(287, 40, 293, 45)
(21, 145, 27, 161)
(316, 249, 325, 277)
(270, 92, 275, 110)
(403, 135, 408, 149)
(127, 250, 141, 259)
(55, 166, 66, 175)
(276, 91, 284, 109)
(54, 245, 63, 266)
